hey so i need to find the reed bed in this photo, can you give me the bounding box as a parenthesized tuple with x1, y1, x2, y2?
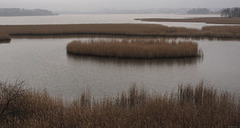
(0, 81, 239, 128)
(0, 24, 240, 40)
(137, 17, 240, 24)
(67, 39, 202, 59)
(202, 26, 240, 38)
(0, 33, 10, 42)
(0, 24, 201, 37)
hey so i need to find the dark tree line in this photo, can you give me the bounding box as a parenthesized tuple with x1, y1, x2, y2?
(187, 8, 210, 14)
(221, 7, 240, 18)
(187, 8, 219, 14)
(0, 8, 55, 16)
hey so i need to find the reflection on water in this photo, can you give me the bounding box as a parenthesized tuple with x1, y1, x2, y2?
(11, 35, 240, 43)
(67, 54, 202, 67)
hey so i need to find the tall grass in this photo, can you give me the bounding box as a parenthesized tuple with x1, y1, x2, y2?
(67, 39, 202, 59)
(0, 81, 239, 128)
(202, 26, 240, 38)
(0, 24, 201, 37)
(0, 24, 240, 40)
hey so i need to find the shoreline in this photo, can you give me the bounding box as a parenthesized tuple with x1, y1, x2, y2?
(136, 17, 240, 24)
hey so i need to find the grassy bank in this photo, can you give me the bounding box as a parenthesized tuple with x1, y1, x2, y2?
(0, 24, 240, 40)
(136, 17, 240, 24)
(0, 33, 11, 42)
(0, 81, 239, 128)
(0, 24, 201, 37)
(67, 39, 202, 59)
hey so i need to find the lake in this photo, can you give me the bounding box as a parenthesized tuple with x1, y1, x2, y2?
(1, 37, 240, 100)
(0, 14, 224, 29)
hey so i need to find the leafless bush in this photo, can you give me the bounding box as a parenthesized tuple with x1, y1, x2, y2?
(0, 80, 27, 123)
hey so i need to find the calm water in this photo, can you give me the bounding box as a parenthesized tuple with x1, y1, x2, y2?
(0, 37, 240, 100)
(0, 14, 225, 29)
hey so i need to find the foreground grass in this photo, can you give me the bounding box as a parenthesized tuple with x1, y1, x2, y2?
(0, 33, 10, 42)
(67, 39, 202, 59)
(0, 24, 240, 40)
(0, 81, 239, 128)
(136, 17, 240, 24)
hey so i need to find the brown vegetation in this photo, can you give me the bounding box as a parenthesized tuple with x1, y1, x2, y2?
(0, 33, 10, 42)
(202, 26, 240, 38)
(0, 81, 239, 128)
(136, 17, 240, 24)
(0, 24, 240, 40)
(0, 24, 201, 37)
(67, 39, 202, 59)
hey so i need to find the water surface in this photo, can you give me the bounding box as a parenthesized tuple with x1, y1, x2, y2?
(0, 37, 239, 100)
(0, 14, 223, 29)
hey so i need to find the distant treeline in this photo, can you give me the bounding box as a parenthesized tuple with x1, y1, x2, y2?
(187, 8, 220, 14)
(0, 8, 56, 16)
(221, 8, 240, 18)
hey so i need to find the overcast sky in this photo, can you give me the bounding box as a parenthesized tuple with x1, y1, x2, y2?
(0, 0, 239, 12)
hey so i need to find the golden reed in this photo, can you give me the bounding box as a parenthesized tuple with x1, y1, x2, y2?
(67, 39, 202, 58)
(0, 24, 240, 40)
(0, 81, 239, 127)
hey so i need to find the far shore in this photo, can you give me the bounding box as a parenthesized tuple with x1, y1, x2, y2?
(136, 17, 240, 24)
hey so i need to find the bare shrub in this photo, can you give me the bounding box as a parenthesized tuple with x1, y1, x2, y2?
(0, 80, 26, 123)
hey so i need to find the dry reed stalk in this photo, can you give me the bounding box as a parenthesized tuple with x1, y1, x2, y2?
(0, 81, 239, 128)
(202, 26, 240, 38)
(67, 39, 202, 59)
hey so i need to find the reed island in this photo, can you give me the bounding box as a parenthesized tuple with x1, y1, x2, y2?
(67, 39, 202, 59)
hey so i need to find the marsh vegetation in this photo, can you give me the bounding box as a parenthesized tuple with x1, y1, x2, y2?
(0, 81, 239, 128)
(0, 24, 240, 40)
(0, 33, 10, 42)
(67, 39, 202, 58)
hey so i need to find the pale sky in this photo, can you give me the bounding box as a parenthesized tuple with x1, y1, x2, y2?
(0, 0, 239, 12)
